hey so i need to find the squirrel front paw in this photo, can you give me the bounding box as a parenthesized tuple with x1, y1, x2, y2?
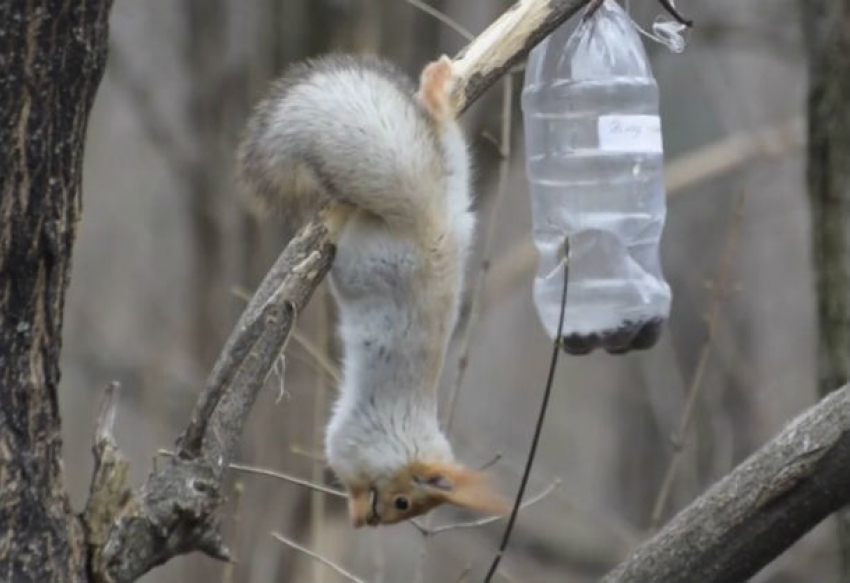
(418, 55, 456, 123)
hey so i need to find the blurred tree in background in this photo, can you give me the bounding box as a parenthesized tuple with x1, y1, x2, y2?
(803, 0, 850, 577)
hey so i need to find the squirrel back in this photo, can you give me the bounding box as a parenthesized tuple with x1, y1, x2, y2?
(238, 55, 505, 527)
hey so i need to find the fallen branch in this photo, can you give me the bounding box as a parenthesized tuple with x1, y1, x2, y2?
(87, 1, 595, 580)
(603, 384, 850, 583)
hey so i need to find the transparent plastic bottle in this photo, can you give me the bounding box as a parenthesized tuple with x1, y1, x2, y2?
(522, 0, 671, 355)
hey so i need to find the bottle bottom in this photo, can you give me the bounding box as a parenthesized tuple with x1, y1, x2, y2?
(560, 317, 664, 355)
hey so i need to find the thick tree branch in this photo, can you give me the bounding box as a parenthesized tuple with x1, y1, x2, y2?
(603, 384, 850, 583)
(94, 210, 344, 581)
(89, 1, 595, 579)
(449, 0, 591, 112)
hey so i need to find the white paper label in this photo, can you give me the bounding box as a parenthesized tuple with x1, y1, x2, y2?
(598, 115, 663, 153)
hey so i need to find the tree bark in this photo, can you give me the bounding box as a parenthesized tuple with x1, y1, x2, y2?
(603, 385, 850, 583)
(803, 0, 850, 576)
(0, 0, 112, 581)
(805, 0, 850, 401)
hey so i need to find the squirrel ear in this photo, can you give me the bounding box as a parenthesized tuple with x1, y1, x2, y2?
(414, 462, 510, 515)
(441, 471, 510, 515)
(347, 484, 370, 528)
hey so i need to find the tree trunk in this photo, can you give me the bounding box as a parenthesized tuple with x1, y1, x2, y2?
(806, 0, 850, 395)
(803, 0, 850, 577)
(0, 0, 112, 581)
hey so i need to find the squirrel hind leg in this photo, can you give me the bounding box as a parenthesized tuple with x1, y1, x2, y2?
(417, 56, 456, 124)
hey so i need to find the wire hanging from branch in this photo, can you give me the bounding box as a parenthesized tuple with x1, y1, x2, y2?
(584, 0, 693, 27)
(483, 238, 571, 582)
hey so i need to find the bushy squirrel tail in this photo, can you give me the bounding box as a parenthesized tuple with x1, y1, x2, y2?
(236, 54, 456, 229)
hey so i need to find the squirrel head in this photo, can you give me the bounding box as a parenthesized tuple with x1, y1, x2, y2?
(326, 403, 508, 527)
(344, 460, 508, 527)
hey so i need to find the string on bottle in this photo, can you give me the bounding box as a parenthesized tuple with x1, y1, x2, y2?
(626, 0, 689, 54)
(482, 237, 570, 583)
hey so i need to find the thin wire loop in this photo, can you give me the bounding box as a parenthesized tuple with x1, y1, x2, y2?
(483, 238, 570, 582)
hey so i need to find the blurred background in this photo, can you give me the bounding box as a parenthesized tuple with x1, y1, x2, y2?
(59, 0, 829, 581)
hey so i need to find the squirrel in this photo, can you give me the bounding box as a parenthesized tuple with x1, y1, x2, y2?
(237, 54, 507, 527)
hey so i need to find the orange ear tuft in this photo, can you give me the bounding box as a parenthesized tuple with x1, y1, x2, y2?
(411, 460, 510, 516)
(443, 470, 511, 515)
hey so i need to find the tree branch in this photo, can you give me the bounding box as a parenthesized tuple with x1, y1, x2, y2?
(603, 384, 850, 583)
(450, 0, 591, 113)
(88, 1, 594, 580)
(94, 211, 344, 581)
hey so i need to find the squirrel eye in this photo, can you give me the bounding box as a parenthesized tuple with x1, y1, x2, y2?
(393, 495, 410, 512)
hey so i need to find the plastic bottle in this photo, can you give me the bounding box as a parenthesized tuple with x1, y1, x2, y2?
(521, 0, 671, 355)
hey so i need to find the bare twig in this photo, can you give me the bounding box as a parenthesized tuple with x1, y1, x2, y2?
(271, 532, 365, 583)
(221, 481, 244, 583)
(370, 529, 387, 583)
(229, 462, 346, 499)
(156, 448, 345, 498)
(292, 328, 341, 384)
(649, 191, 746, 529)
(444, 72, 514, 432)
(483, 239, 570, 582)
(310, 291, 331, 583)
(603, 384, 850, 583)
(84, 382, 131, 577)
(231, 285, 341, 383)
(555, 488, 640, 549)
(479, 452, 504, 471)
(413, 480, 561, 536)
(455, 563, 473, 582)
(403, 0, 474, 41)
(95, 380, 120, 443)
(290, 444, 327, 463)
